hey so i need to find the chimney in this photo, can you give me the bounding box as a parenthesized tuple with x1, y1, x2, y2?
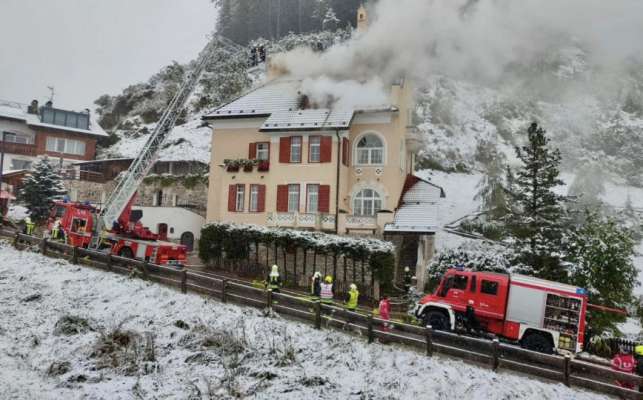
(28, 99, 39, 114)
(357, 4, 368, 32)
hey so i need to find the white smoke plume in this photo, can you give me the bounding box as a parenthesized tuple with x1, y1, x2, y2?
(276, 0, 643, 86)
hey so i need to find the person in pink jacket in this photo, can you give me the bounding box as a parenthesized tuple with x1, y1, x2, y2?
(379, 295, 391, 332)
(611, 347, 636, 390)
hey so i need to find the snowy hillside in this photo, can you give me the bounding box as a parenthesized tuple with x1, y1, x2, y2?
(0, 243, 606, 399)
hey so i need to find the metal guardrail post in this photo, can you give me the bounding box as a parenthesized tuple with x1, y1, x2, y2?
(314, 301, 321, 329)
(181, 270, 188, 294)
(491, 339, 500, 371)
(40, 238, 47, 256)
(106, 254, 113, 271)
(563, 354, 571, 386)
(71, 246, 79, 264)
(221, 279, 227, 303)
(266, 289, 273, 309)
(141, 261, 150, 280)
(425, 325, 433, 356)
(367, 313, 374, 344)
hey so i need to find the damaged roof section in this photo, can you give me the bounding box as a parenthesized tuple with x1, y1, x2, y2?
(385, 175, 445, 234)
(260, 108, 354, 132)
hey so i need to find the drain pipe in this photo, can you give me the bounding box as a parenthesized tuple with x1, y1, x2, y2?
(334, 129, 341, 234)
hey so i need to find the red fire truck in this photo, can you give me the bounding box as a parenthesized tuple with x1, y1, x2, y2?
(48, 198, 187, 267)
(414, 269, 589, 354)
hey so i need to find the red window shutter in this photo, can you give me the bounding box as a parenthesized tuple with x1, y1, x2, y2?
(319, 185, 331, 213)
(320, 136, 332, 163)
(248, 142, 257, 159)
(228, 185, 237, 212)
(279, 137, 291, 163)
(258, 185, 266, 212)
(342, 138, 349, 166)
(276, 185, 289, 212)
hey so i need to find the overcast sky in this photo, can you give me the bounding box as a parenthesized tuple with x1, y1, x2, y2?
(0, 0, 216, 111)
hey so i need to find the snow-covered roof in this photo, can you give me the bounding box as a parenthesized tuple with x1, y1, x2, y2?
(0, 100, 107, 137)
(385, 178, 445, 234)
(205, 79, 301, 119)
(260, 108, 354, 131)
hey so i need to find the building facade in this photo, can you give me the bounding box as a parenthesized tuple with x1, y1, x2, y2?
(0, 99, 106, 172)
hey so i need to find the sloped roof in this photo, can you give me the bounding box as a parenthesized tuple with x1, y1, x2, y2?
(385, 175, 445, 234)
(205, 79, 301, 119)
(260, 108, 354, 131)
(0, 100, 108, 137)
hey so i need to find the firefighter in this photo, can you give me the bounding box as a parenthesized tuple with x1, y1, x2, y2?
(320, 276, 334, 304)
(345, 284, 359, 312)
(267, 265, 281, 293)
(635, 345, 643, 392)
(611, 346, 636, 390)
(403, 266, 413, 292)
(24, 216, 35, 235)
(379, 294, 391, 332)
(311, 271, 322, 299)
(465, 299, 480, 334)
(51, 218, 61, 241)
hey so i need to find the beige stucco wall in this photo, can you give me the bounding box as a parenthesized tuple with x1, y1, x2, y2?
(206, 81, 416, 234)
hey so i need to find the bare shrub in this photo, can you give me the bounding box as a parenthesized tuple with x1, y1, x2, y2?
(54, 315, 92, 336)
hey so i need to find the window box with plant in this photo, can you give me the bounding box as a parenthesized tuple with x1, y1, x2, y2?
(257, 160, 270, 172)
(224, 159, 257, 173)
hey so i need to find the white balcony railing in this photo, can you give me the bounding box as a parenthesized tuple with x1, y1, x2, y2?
(268, 212, 335, 230)
(345, 215, 378, 229)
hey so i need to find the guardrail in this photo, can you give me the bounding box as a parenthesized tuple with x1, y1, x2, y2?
(9, 232, 643, 399)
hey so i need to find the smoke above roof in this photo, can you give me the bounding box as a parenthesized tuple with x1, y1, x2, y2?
(274, 0, 643, 87)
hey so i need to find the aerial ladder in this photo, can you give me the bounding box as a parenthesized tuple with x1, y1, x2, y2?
(88, 34, 244, 250)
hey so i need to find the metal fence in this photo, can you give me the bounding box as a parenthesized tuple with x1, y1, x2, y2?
(9, 232, 643, 400)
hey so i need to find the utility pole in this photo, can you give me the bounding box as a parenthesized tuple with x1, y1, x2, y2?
(298, 0, 302, 33)
(0, 132, 7, 223)
(276, 0, 281, 38)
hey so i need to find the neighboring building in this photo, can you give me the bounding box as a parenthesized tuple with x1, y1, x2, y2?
(62, 158, 208, 251)
(0, 99, 107, 172)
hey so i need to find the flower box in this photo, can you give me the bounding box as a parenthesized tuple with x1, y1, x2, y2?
(226, 165, 240, 172)
(257, 161, 270, 172)
(243, 164, 254, 172)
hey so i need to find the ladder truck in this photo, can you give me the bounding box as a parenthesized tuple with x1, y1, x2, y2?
(47, 35, 244, 266)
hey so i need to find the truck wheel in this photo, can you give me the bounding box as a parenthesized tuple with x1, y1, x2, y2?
(522, 332, 553, 354)
(118, 247, 134, 259)
(422, 310, 450, 331)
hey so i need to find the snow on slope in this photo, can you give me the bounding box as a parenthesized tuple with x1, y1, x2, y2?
(0, 243, 605, 400)
(103, 115, 212, 163)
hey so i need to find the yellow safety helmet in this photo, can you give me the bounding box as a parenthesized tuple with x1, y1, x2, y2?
(635, 345, 643, 356)
(325, 275, 333, 283)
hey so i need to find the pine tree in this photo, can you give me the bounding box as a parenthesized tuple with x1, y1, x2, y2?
(507, 122, 569, 280)
(567, 211, 637, 334)
(475, 147, 509, 220)
(18, 158, 66, 222)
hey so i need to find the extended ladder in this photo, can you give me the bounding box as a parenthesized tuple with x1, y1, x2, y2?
(89, 35, 243, 249)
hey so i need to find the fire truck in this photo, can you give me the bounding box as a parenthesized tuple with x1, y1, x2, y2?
(44, 35, 244, 267)
(414, 269, 590, 354)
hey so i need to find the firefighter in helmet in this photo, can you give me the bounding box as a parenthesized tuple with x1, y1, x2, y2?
(24, 216, 35, 235)
(320, 275, 334, 304)
(267, 265, 282, 293)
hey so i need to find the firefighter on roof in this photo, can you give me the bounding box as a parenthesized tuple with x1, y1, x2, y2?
(267, 265, 281, 293)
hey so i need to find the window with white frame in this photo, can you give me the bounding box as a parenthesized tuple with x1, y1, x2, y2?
(2, 131, 33, 144)
(10, 159, 32, 170)
(249, 184, 260, 212)
(307, 184, 319, 213)
(356, 134, 384, 165)
(290, 137, 302, 163)
(256, 142, 270, 160)
(235, 184, 245, 212)
(309, 136, 321, 162)
(46, 137, 86, 156)
(288, 184, 300, 212)
(353, 189, 382, 217)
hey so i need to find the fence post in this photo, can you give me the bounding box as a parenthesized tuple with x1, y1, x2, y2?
(425, 325, 433, 356)
(71, 246, 79, 264)
(266, 289, 273, 309)
(563, 354, 571, 386)
(141, 261, 150, 281)
(181, 270, 188, 294)
(13, 232, 19, 248)
(367, 313, 374, 344)
(491, 339, 500, 371)
(314, 301, 321, 329)
(40, 238, 47, 256)
(106, 254, 113, 272)
(221, 279, 227, 303)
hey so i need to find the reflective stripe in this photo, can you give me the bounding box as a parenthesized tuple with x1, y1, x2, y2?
(320, 283, 333, 299)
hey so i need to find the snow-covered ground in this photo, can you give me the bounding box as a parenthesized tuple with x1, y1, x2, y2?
(0, 242, 606, 399)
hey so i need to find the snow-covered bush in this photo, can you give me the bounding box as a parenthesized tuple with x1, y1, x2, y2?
(18, 157, 66, 222)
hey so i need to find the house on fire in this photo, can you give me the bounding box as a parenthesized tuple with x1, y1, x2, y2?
(203, 73, 445, 288)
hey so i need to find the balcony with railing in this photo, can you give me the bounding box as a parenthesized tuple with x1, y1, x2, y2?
(0, 141, 38, 157)
(267, 212, 336, 230)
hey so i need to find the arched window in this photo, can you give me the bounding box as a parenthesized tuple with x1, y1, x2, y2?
(353, 189, 382, 216)
(356, 134, 384, 165)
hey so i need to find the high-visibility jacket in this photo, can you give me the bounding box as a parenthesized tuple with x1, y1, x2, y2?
(320, 283, 333, 303)
(346, 289, 359, 310)
(268, 272, 281, 290)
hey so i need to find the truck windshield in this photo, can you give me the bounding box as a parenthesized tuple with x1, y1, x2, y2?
(439, 276, 454, 297)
